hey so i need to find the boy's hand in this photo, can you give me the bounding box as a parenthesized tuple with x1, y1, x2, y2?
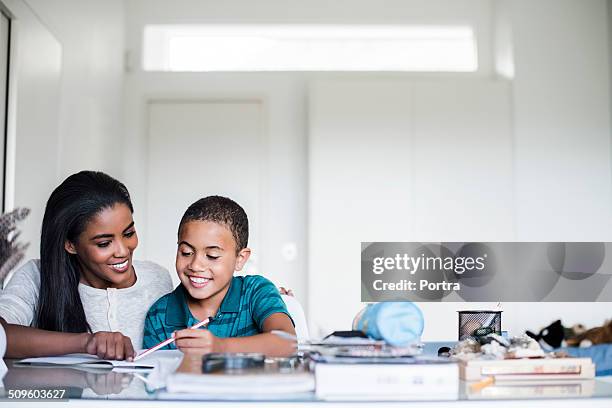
(174, 329, 224, 353)
(83, 332, 135, 361)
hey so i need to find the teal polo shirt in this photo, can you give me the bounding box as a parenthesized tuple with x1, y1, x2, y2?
(142, 275, 293, 349)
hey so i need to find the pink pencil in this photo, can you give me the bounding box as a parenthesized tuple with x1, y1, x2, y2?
(134, 317, 211, 361)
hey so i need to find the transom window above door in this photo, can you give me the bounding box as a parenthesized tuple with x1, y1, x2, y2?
(142, 24, 478, 72)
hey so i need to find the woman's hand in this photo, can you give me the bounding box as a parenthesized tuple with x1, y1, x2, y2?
(83, 332, 135, 361)
(174, 329, 225, 354)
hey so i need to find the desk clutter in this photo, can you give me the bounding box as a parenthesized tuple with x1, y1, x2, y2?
(453, 336, 595, 382)
(155, 302, 596, 401)
(6, 302, 606, 402)
(160, 338, 458, 401)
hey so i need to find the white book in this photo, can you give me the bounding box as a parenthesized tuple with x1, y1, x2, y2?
(166, 371, 315, 395)
(466, 379, 596, 399)
(315, 361, 459, 401)
(17, 350, 183, 372)
(459, 357, 595, 381)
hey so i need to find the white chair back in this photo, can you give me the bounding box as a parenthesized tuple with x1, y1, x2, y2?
(281, 294, 310, 341)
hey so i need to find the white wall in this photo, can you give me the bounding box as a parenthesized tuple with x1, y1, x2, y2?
(25, 0, 125, 179)
(3, 0, 61, 265)
(506, 0, 612, 342)
(125, 0, 612, 340)
(310, 1, 612, 339)
(506, 0, 612, 338)
(308, 79, 515, 339)
(507, 0, 612, 242)
(609, 0, 612, 187)
(3, 0, 125, 263)
(124, 0, 499, 325)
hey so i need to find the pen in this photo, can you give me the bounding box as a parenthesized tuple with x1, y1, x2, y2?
(134, 317, 211, 361)
(469, 376, 494, 392)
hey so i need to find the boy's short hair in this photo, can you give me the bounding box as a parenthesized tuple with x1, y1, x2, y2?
(179, 196, 249, 252)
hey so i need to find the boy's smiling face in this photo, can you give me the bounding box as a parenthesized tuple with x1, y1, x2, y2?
(176, 220, 250, 304)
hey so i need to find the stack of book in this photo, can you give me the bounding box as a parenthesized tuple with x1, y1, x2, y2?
(161, 353, 315, 400)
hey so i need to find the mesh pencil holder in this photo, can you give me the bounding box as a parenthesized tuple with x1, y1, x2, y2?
(458, 310, 502, 340)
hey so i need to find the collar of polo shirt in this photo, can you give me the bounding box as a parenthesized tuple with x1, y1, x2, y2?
(165, 277, 243, 327)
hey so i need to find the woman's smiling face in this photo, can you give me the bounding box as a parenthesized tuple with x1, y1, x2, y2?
(65, 203, 139, 289)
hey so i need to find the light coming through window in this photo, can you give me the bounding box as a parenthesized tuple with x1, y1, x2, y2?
(143, 24, 478, 72)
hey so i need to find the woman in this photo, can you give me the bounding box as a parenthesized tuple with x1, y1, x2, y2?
(0, 171, 173, 359)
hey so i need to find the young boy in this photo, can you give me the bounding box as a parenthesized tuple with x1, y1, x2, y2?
(142, 196, 296, 357)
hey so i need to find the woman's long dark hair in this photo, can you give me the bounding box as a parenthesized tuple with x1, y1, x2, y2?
(35, 171, 134, 333)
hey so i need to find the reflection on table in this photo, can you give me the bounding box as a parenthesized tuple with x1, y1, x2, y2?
(0, 359, 151, 400)
(2, 356, 612, 403)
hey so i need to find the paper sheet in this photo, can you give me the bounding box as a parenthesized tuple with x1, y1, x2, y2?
(16, 349, 183, 371)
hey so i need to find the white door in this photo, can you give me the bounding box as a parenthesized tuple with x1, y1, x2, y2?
(146, 100, 264, 285)
(0, 12, 9, 210)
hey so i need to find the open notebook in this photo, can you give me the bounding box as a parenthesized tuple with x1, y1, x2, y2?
(16, 350, 183, 372)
